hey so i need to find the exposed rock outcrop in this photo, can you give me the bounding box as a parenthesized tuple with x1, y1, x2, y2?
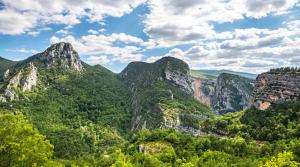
(0, 96, 6, 102)
(0, 42, 83, 101)
(119, 56, 193, 95)
(6, 63, 38, 92)
(22, 63, 38, 92)
(37, 42, 83, 71)
(193, 73, 255, 114)
(119, 57, 204, 131)
(252, 72, 300, 110)
(3, 69, 10, 82)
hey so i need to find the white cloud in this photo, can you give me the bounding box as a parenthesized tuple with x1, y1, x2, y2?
(144, 0, 299, 46)
(50, 33, 145, 63)
(0, 0, 146, 35)
(154, 24, 300, 73)
(88, 29, 99, 35)
(56, 29, 70, 36)
(6, 48, 39, 54)
(86, 55, 110, 65)
(0, 9, 37, 35)
(27, 31, 40, 37)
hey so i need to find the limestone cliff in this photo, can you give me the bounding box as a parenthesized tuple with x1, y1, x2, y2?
(193, 73, 254, 114)
(36, 42, 83, 71)
(252, 72, 300, 110)
(119, 57, 211, 131)
(0, 42, 83, 102)
(119, 56, 193, 95)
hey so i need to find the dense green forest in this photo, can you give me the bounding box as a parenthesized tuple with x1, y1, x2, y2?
(1, 102, 299, 166)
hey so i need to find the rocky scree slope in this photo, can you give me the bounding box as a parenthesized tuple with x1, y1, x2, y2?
(252, 72, 300, 110)
(119, 57, 212, 131)
(193, 73, 255, 114)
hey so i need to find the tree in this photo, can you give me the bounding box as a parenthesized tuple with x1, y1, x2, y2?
(263, 151, 299, 167)
(0, 113, 53, 167)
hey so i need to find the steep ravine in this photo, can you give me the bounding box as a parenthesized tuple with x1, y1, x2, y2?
(193, 73, 255, 114)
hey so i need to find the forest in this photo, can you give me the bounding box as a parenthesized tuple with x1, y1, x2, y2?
(1, 102, 299, 166)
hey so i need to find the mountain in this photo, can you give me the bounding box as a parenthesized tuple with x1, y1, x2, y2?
(0, 43, 212, 160)
(1, 43, 300, 166)
(0, 57, 17, 79)
(252, 70, 300, 110)
(193, 73, 255, 114)
(191, 69, 257, 80)
(119, 57, 212, 131)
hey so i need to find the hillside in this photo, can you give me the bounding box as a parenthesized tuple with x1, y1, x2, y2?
(0, 43, 212, 161)
(0, 57, 17, 80)
(191, 69, 257, 80)
(0, 43, 299, 166)
(193, 73, 255, 114)
(119, 57, 212, 131)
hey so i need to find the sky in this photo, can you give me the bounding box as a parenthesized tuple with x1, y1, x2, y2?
(0, 0, 300, 73)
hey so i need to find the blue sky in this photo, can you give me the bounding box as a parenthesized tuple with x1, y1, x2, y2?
(0, 0, 300, 73)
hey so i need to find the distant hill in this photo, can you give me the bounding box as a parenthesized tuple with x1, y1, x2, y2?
(0, 57, 17, 79)
(191, 69, 257, 80)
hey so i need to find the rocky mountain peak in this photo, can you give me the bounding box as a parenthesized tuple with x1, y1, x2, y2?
(119, 56, 193, 95)
(38, 42, 83, 71)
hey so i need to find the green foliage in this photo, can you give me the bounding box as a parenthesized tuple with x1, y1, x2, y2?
(203, 102, 300, 141)
(134, 81, 212, 129)
(0, 113, 53, 167)
(190, 70, 217, 80)
(0, 57, 17, 79)
(270, 67, 300, 73)
(98, 129, 268, 166)
(263, 151, 299, 167)
(0, 66, 132, 160)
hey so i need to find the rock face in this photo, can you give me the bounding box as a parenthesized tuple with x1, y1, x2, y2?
(36, 42, 83, 71)
(22, 63, 38, 92)
(0, 42, 83, 101)
(252, 72, 300, 110)
(119, 56, 193, 95)
(119, 57, 199, 131)
(193, 73, 255, 114)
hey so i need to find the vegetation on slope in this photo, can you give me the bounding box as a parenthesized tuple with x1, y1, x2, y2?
(120, 57, 212, 130)
(0, 57, 17, 79)
(0, 113, 53, 167)
(132, 81, 212, 130)
(191, 69, 257, 80)
(269, 67, 300, 73)
(202, 102, 300, 141)
(0, 65, 132, 160)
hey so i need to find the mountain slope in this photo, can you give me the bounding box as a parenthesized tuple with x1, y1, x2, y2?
(0, 43, 212, 160)
(193, 73, 255, 114)
(119, 57, 212, 131)
(0, 43, 132, 159)
(191, 69, 257, 80)
(0, 57, 17, 80)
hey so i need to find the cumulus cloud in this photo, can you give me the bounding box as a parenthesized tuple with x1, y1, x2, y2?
(151, 24, 300, 73)
(0, 0, 146, 35)
(50, 33, 145, 63)
(86, 55, 110, 65)
(6, 48, 39, 54)
(144, 0, 299, 46)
